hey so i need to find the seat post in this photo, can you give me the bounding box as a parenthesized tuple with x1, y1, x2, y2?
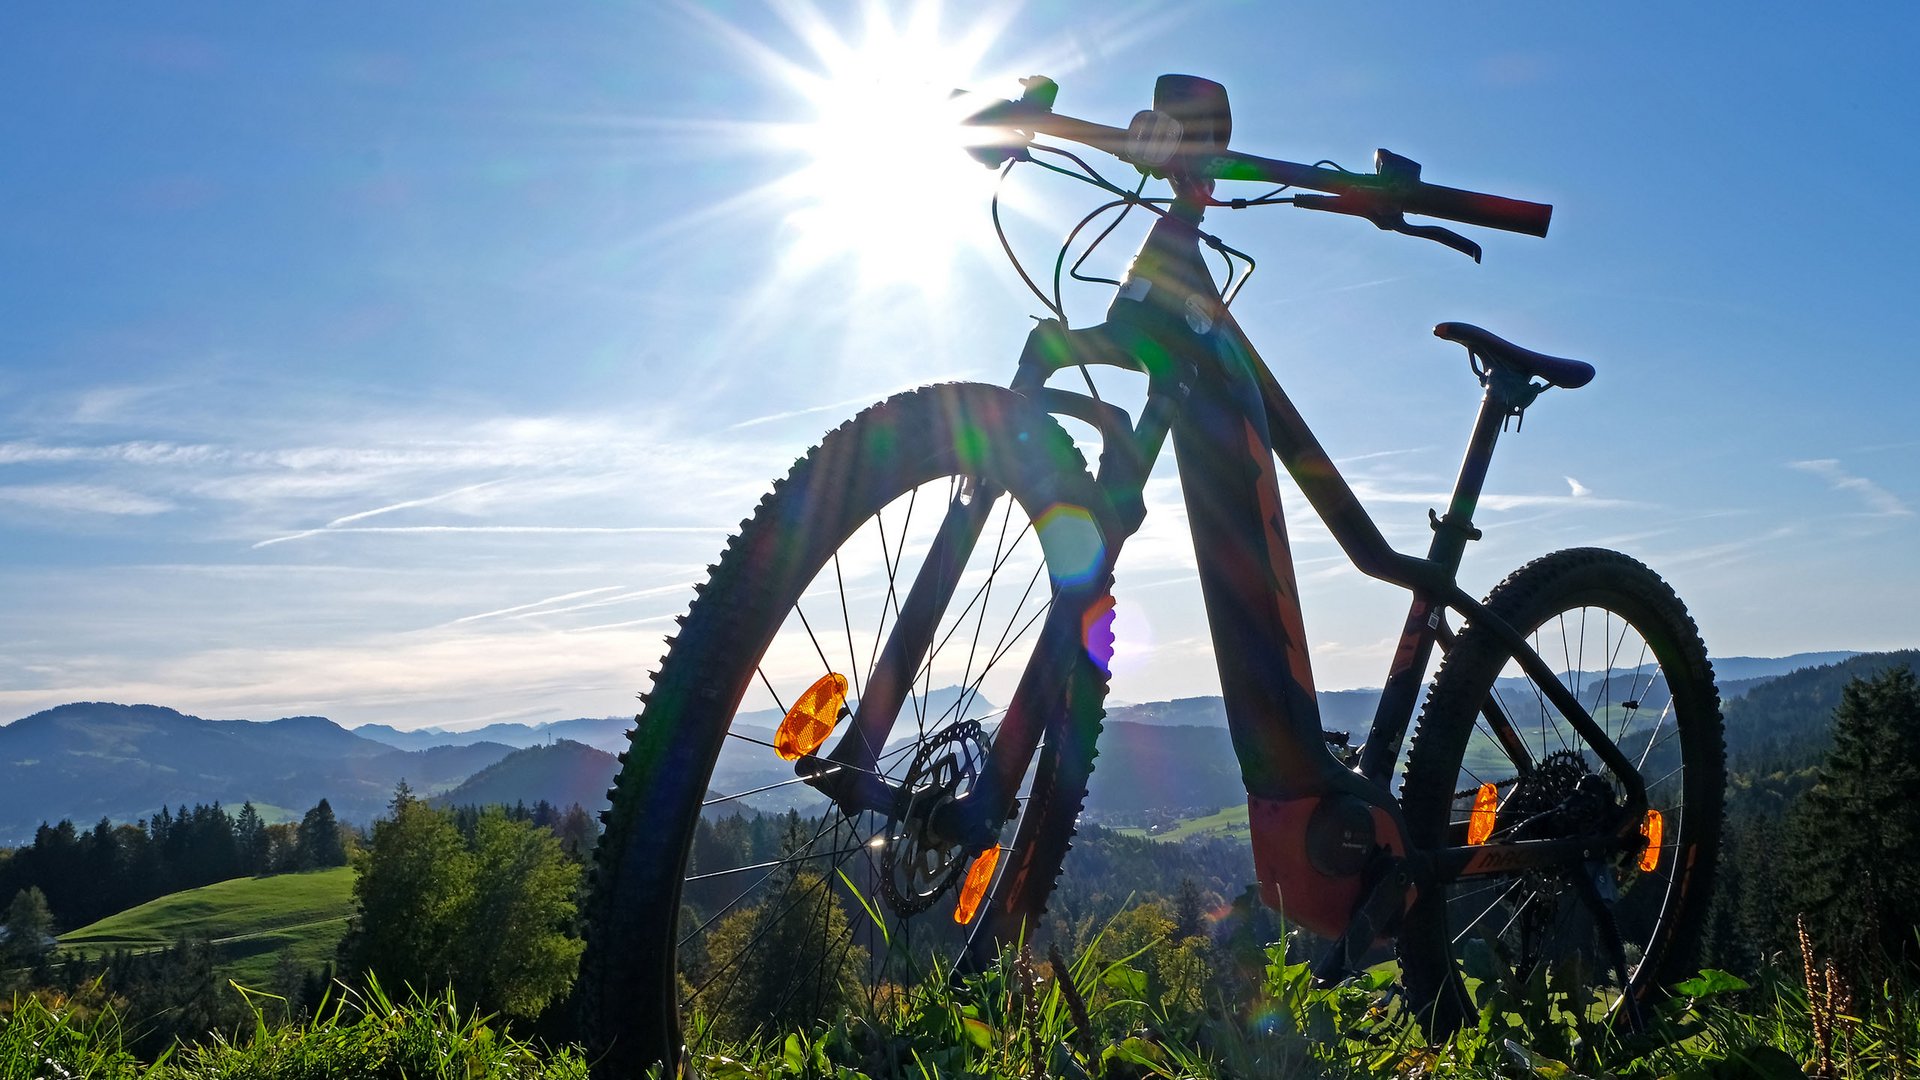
(1427, 387, 1509, 574)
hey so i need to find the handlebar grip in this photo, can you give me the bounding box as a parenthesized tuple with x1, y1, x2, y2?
(1401, 183, 1552, 238)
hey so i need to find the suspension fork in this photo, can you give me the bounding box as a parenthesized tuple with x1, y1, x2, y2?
(818, 480, 1002, 790)
(809, 330, 1136, 837)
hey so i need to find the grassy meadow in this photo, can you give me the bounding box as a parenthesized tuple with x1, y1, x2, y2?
(56, 866, 355, 987)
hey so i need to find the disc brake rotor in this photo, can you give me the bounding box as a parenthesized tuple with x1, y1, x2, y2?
(881, 719, 989, 916)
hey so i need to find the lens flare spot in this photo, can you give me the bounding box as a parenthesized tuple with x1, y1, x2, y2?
(953, 845, 1000, 924)
(1080, 594, 1117, 675)
(1467, 782, 1498, 845)
(774, 672, 848, 760)
(1035, 504, 1104, 587)
(1639, 808, 1664, 872)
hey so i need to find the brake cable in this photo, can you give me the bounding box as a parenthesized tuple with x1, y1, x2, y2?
(990, 160, 1063, 321)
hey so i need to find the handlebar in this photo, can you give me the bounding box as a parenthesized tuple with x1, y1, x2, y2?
(962, 87, 1552, 242)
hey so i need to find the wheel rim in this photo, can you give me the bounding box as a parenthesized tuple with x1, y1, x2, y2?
(673, 473, 1081, 1054)
(1438, 599, 1695, 1016)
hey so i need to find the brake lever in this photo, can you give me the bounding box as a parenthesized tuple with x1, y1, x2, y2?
(1393, 220, 1481, 262)
(1293, 193, 1483, 262)
(956, 76, 1059, 169)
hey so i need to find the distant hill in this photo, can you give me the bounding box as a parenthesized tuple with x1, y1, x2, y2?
(56, 866, 355, 987)
(1079, 651, 1887, 824)
(355, 685, 993, 756)
(352, 716, 634, 754)
(1709, 652, 1860, 683)
(432, 740, 619, 813)
(1723, 649, 1920, 769)
(1084, 721, 1242, 821)
(1092, 653, 1855, 738)
(0, 703, 513, 842)
(0, 655, 1877, 844)
(1104, 689, 1383, 738)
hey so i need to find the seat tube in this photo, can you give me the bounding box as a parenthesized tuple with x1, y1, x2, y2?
(1359, 386, 1508, 782)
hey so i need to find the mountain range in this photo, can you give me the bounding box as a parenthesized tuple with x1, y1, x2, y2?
(0, 702, 512, 842)
(0, 650, 1884, 843)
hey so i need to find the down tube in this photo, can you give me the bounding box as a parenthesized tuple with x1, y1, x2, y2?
(1169, 324, 1344, 799)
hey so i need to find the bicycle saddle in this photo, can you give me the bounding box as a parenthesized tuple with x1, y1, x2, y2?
(1434, 322, 1595, 389)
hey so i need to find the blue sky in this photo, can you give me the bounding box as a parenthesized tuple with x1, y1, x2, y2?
(3, 3, 1915, 730)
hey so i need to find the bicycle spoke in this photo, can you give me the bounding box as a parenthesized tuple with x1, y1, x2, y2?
(834, 552, 864, 705)
(1451, 876, 1529, 944)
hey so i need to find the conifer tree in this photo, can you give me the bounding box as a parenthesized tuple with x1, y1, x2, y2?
(235, 802, 268, 876)
(2, 886, 55, 967)
(1786, 666, 1920, 973)
(295, 798, 348, 869)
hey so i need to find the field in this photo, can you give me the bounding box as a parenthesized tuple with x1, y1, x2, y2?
(1116, 803, 1252, 842)
(56, 866, 355, 987)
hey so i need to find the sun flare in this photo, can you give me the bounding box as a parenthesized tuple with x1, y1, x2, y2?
(765, 2, 1015, 293)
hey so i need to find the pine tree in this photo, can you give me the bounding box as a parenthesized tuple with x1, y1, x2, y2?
(295, 798, 348, 869)
(235, 802, 268, 876)
(1785, 666, 1920, 974)
(2, 886, 55, 968)
(1173, 876, 1207, 940)
(556, 803, 597, 861)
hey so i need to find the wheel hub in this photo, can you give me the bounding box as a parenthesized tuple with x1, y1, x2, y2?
(881, 720, 989, 915)
(1502, 749, 1616, 841)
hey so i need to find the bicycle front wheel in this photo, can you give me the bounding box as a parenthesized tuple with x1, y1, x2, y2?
(579, 384, 1115, 1077)
(1397, 548, 1724, 1033)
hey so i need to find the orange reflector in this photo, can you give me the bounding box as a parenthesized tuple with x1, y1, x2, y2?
(1639, 809, 1664, 872)
(1467, 783, 1499, 845)
(774, 673, 848, 760)
(953, 846, 1000, 924)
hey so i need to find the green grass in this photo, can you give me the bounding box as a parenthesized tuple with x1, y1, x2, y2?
(57, 867, 356, 986)
(2, 933, 1904, 1077)
(1116, 803, 1252, 842)
(0, 980, 587, 1078)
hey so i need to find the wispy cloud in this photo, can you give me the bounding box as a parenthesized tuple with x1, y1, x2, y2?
(1642, 525, 1800, 569)
(724, 379, 955, 431)
(251, 524, 727, 549)
(1348, 479, 1633, 512)
(326, 480, 509, 528)
(0, 484, 173, 515)
(447, 585, 631, 626)
(1789, 459, 1912, 517)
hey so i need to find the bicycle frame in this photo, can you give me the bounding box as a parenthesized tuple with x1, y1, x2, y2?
(812, 196, 1650, 948)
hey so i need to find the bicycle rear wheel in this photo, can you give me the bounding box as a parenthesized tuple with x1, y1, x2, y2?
(579, 384, 1115, 1077)
(1398, 548, 1723, 1032)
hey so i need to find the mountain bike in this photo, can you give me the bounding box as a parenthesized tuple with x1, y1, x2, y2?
(578, 74, 1724, 1076)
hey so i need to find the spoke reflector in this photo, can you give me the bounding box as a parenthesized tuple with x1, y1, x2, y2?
(952, 845, 1000, 924)
(1468, 782, 1498, 845)
(1639, 809, 1664, 871)
(774, 672, 849, 760)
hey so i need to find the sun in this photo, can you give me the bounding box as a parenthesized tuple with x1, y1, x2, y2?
(761, 2, 1016, 293)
